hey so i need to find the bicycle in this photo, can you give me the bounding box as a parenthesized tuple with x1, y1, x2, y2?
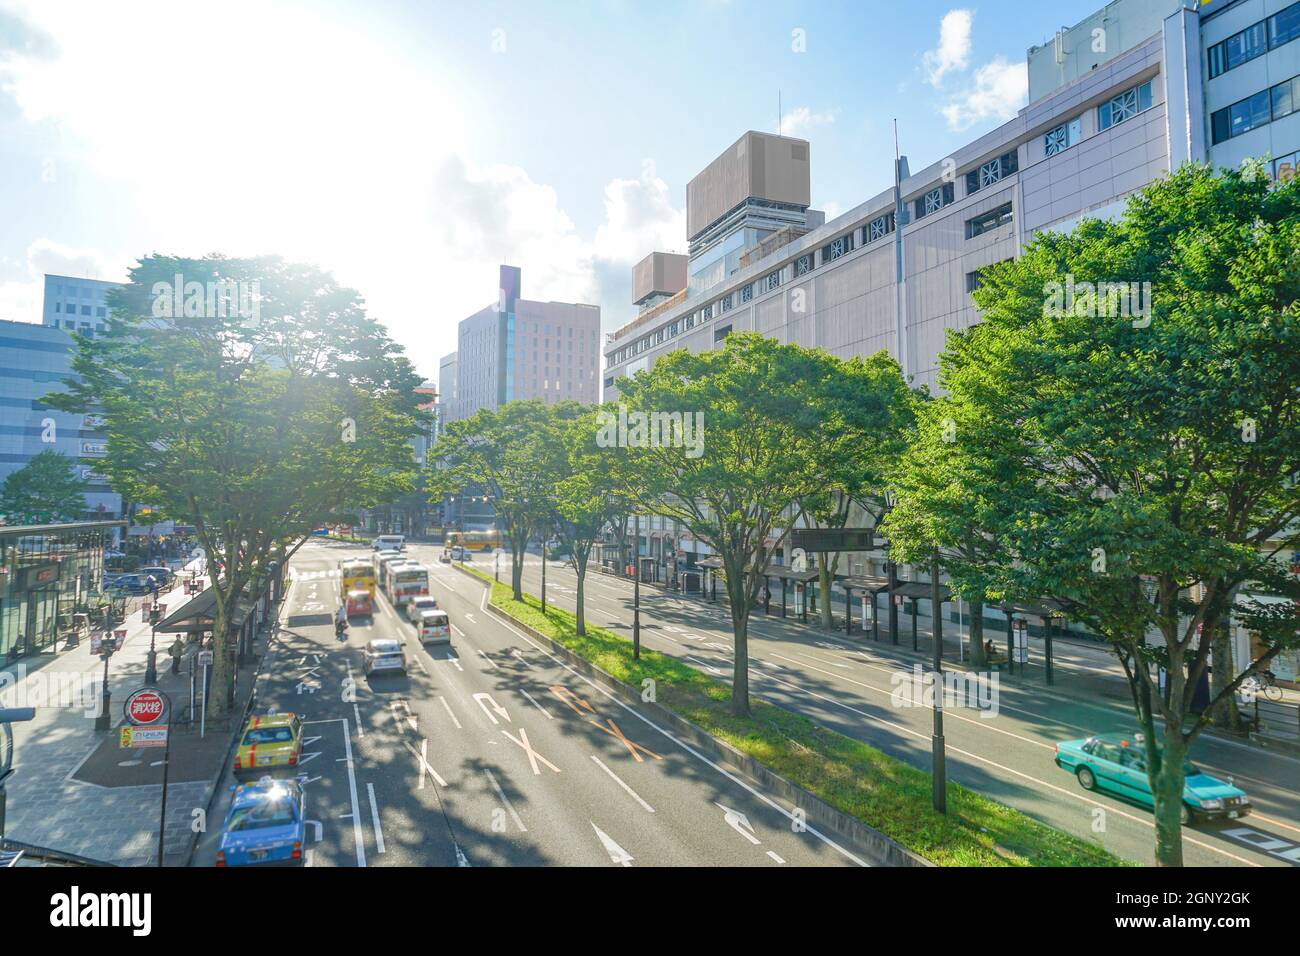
(1242, 670, 1284, 702)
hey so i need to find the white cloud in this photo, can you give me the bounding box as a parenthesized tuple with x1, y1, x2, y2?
(940, 56, 1028, 131)
(776, 106, 837, 138)
(594, 160, 686, 262)
(923, 9, 973, 86)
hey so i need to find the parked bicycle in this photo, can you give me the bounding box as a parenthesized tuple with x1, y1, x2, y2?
(1242, 669, 1284, 702)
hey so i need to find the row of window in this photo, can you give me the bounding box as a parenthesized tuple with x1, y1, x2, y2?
(1207, 1, 1300, 79)
(965, 203, 1014, 239)
(966, 151, 1018, 195)
(1211, 72, 1300, 144)
(54, 302, 107, 317)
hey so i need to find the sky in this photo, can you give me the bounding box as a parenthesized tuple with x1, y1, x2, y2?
(0, 0, 1106, 381)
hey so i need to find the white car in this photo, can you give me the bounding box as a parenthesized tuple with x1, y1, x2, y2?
(417, 609, 452, 645)
(372, 535, 406, 552)
(449, 546, 466, 561)
(363, 639, 407, 677)
(405, 596, 440, 622)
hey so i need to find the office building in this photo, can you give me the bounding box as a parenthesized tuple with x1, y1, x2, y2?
(448, 264, 601, 421)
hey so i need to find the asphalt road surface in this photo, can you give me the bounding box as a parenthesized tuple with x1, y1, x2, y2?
(443, 545, 1300, 869)
(194, 541, 873, 867)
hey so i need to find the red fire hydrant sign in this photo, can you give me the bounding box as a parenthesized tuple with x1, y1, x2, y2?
(124, 687, 168, 726)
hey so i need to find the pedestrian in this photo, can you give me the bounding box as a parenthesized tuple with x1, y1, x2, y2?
(168, 636, 184, 675)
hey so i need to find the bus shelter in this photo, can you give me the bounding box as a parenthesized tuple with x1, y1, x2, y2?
(895, 581, 953, 652)
(999, 598, 1070, 682)
(840, 574, 891, 638)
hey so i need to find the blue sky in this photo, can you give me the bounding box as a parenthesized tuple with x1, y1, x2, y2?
(0, 0, 1105, 378)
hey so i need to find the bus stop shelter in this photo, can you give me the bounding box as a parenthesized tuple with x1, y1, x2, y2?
(760, 565, 820, 622)
(840, 574, 891, 638)
(1000, 598, 1070, 683)
(895, 581, 952, 652)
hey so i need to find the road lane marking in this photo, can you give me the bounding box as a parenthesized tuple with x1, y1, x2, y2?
(520, 689, 554, 719)
(478, 648, 499, 670)
(716, 802, 761, 844)
(366, 782, 386, 855)
(510, 647, 533, 669)
(591, 755, 654, 812)
(592, 822, 634, 866)
(405, 738, 449, 788)
(767, 851, 786, 864)
(502, 727, 561, 775)
(592, 718, 662, 762)
(549, 684, 596, 717)
(439, 695, 463, 729)
(341, 718, 366, 867)
(484, 769, 527, 832)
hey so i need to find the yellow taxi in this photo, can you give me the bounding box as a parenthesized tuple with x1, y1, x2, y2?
(233, 712, 304, 780)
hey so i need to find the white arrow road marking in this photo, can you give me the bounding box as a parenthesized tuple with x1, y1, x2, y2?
(472, 693, 511, 725)
(715, 803, 761, 845)
(439, 696, 463, 729)
(366, 782, 385, 855)
(302, 736, 322, 747)
(296, 682, 318, 695)
(591, 755, 654, 813)
(502, 727, 561, 775)
(484, 769, 527, 832)
(519, 689, 553, 719)
(405, 738, 448, 788)
(465, 613, 477, 624)
(296, 751, 321, 767)
(591, 822, 634, 867)
(510, 648, 532, 669)
(449, 657, 463, 672)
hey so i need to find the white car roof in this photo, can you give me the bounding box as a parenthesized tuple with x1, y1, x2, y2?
(368, 639, 402, 651)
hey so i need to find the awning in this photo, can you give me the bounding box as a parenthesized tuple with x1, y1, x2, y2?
(839, 574, 890, 594)
(895, 581, 952, 602)
(760, 566, 820, 583)
(155, 586, 260, 634)
(697, 556, 724, 569)
(1001, 598, 1069, 619)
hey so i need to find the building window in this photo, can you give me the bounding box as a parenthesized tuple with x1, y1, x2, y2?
(965, 270, 985, 293)
(867, 212, 895, 242)
(713, 324, 732, 343)
(1211, 75, 1298, 144)
(1273, 3, 1300, 48)
(55, 303, 62, 313)
(1273, 75, 1299, 122)
(701, 302, 713, 320)
(685, 314, 695, 330)
(764, 270, 782, 292)
(668, 322, 678, 337)
(1044, 118, 1082, 156)
(794, 254, 812, 276)
(721, 293, 733, 312)
(965, 151, 1018, 195)
(95, 307, 106, 317)
(1098, 81, 1152, 131)
(821, 235, 851, 263)
(80, 305, 91, 316)
(740, 284, 753, 303)
(914, 183, 954, 220)
(965, 203, 1013, 239)
(1209, 21, 1269, 78)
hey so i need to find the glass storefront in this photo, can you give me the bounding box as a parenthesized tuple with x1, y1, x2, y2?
(0, 521, 123, 660)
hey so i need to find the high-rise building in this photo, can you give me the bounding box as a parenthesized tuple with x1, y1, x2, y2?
(448, 264, 601, 421)
(41, 274, 116, 334)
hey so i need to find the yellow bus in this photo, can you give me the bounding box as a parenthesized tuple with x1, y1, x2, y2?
(446, 529, 502, 553)
(340, 558, 377, 597)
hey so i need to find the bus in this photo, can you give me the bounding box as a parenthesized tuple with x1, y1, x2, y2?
(446, 529, 502, 553)
(340, 559, 377, 597)
(387, 562, 430, 606)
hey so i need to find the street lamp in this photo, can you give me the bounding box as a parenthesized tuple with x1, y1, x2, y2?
(144, 585, 161, 684)
(883, 491, 899, 645)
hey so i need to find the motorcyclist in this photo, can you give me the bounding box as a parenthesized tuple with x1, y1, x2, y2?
(334, 602, 348, 638)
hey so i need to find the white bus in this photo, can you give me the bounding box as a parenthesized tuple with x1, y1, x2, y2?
(386, 562, 429, 606)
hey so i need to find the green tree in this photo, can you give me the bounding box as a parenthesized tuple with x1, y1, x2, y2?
(0, 450, 90, 525)
(924, 163, 1300, 866)
(49, 254, 426, 714)
(617, 333, 847, 716)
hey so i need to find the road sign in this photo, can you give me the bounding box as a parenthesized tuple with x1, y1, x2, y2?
(124, 688, 168, 726)
(119, 725, 169, 748)
(197, 650, 213, 666)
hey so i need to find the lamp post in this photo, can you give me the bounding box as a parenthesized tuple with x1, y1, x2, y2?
(541, 529, 548, 614)
(144, 586, 161, 684)
(633, 512, 641, 660)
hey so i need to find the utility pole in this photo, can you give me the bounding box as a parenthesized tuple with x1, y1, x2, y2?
(633, 512, 641, 660)
(931, 550, 947, 814)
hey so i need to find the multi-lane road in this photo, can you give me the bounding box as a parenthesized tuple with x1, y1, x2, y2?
(195, 540, 873, 867)
(444, 545, 1300, 869)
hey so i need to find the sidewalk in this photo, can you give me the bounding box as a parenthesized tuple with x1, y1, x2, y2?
(0, 576, 261, 865)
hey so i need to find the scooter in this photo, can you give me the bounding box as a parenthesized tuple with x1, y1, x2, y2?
(335, 617, 348, 640)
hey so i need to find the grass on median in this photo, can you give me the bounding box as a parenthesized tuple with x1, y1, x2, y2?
(458, 563, 1130, 867)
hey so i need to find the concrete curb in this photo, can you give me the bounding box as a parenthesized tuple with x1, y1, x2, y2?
(455, 563, 932, 868)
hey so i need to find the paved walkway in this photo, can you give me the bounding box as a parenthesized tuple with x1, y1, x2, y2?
(0, 576, 252, 865)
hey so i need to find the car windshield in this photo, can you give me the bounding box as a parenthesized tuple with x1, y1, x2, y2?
(243, 727, 294, 745)
(228, 795, 297, 831)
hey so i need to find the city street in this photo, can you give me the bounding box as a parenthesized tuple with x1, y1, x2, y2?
(439, 546, 1300, 869)
(195, 541, 873, 867)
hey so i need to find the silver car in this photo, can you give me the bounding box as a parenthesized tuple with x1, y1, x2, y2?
(363, 638, 407, 677)
(405, 595, 441, 622)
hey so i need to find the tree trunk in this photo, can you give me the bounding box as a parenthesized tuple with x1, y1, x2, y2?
(727, 574, 751, 716)
(209, 597, 232, 718)
(1151, 725, 1189, 867)
(818, 555, 833, 630)
(511, 541, 525, 601)
(968, 599, 987, 669)
(575, 552, 588, 636)
(1210, 620, 1243, 733)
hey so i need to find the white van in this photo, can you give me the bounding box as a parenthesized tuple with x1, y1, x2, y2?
(372, 534, 406, 552)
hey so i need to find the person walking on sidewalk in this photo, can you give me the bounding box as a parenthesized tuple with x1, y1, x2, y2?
(168, 636, 184, 675)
